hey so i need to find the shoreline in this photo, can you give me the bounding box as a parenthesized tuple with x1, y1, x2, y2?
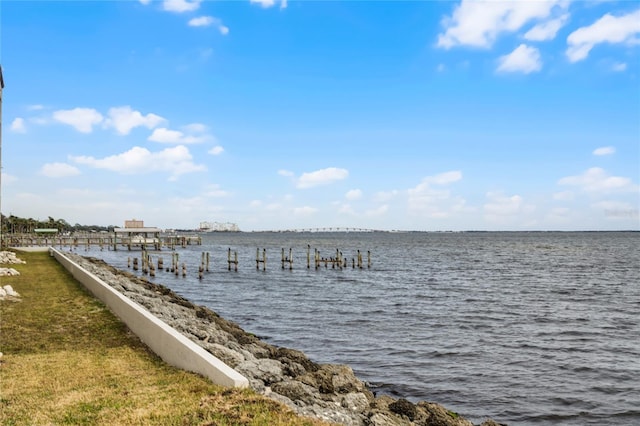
(62, 251, 500, 426)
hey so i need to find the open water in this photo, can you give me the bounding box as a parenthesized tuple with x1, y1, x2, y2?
(80, 231, 639, 425)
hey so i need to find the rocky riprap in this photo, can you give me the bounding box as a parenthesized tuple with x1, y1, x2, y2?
(65, 253, 501, 426)
(0, 251, 26, 277)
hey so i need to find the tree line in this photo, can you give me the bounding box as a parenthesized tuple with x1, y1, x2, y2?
(1, 214, 114, 234)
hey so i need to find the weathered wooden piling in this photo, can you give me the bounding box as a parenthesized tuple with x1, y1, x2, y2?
(256, 248, 266, 271)
(281, 248, 293, 270)
(133, 257, 139, 271)
(228, 248, 238, 272)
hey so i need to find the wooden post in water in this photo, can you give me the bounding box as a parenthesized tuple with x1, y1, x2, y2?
(182, 262, 186, 277)
(281, 248, 293, 270)
(206, 251, 210, 272)
(367, 250, 371, 268)
(133, 258, 139, 271)
(127, 257, 131, 268)
(256, 248, 266, 271)
(307, 245, 311, 269)
(228, 248, 238, 272)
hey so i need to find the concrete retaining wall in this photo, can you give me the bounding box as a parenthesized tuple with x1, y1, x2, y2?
(49, 247, 248, 388)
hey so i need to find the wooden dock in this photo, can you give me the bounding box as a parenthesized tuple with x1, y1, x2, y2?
(1, 232, 202, 251)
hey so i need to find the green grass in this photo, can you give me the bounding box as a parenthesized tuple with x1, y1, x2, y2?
(0, 251, 329, 426)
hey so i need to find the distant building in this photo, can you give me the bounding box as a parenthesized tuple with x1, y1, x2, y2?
(125, 219, 145, 228)
(199, 221, 240, 232)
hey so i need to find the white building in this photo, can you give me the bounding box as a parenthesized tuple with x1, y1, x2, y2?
(199, 221, 240, 232)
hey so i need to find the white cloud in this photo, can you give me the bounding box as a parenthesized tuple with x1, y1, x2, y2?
(70, 145, 206, 180)
(345, 189, 363, 200)
(105, 106, 165, 135)
(53, 107, 104, 133)
(162, 0, 201, 13)
(208, 145, 224, 155)
(558, 167, 636, 193)
(204, 184, 229, 198)
(188, 16, 229, 34)
(1, 172, 18, 185)
(139, 0, 152, 4)
(188, 16, 213, 26)
(366, 205, 389, 217)
(484, 192, 525, 216)
(611, 62, 627, 72)
(566, 9, 640, 63)
(10, 117, 26, 133)
(297, 167, 349, 189)
(280, 0, 287, 9)
(294, 206, 317, 216)
(40, 162, 81, 178)
(148, 127, 207, 144)
(250, 0, 275, 7)
(408, 171, 465, 218)
(27, 104, 45, 111)
(553, 191, 574, 201)
(374, 190, 399, 202)
(437, 0, 565, 48)
(497, 44, 542, 74)
(593, 146, 615, 156)
(524, 14, 568, 41)
(278, 169, 295, 177)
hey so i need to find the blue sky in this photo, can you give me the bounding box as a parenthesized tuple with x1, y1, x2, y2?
(1, 0, 639, 231)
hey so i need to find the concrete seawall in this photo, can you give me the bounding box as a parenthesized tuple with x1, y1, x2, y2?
(49, 247, 249, 389)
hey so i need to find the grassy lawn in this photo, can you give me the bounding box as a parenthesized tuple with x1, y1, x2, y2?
(0, 250, 328, 426)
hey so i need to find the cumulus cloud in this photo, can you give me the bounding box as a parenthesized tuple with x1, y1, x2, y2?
(148, 127, 208, 144)
(250, 0, 286, 8)
(294, 206, 317, 216)
(1, 172, 18, 185)
(611, 62, 627, 72)
(524, 13, 569, 41)
(162, 0, 201, 13)
(566, 9, 640, 62)
(188, 16, 229, 34)
(104, 106, 165, 135)
(208, 145, 224, 155)
(10, 117, 26, 133)
(366, 205, 389, 217)
(497, 44, 542, 74)
(593, 146, 616, 156)
(53, 107, 104, 133)
(558, 167, 636, 193)
(297, 167, 349, 189)
(374, 190, 399, 202)
(204, 183, 229, 198)
(40, 162, 81, 178)
(70, 145, 206, 180)
(437, 0, 566, 48)
(278, 169, 294, 177)
(345, 189, 363, 200)
(484, 192, 526, 217)
(408, 171, 465, 218)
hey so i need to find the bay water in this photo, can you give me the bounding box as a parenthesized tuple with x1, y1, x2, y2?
(79, 231, 639, 425)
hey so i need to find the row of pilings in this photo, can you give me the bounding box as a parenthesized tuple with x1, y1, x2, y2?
(128, 246, 371, 279)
